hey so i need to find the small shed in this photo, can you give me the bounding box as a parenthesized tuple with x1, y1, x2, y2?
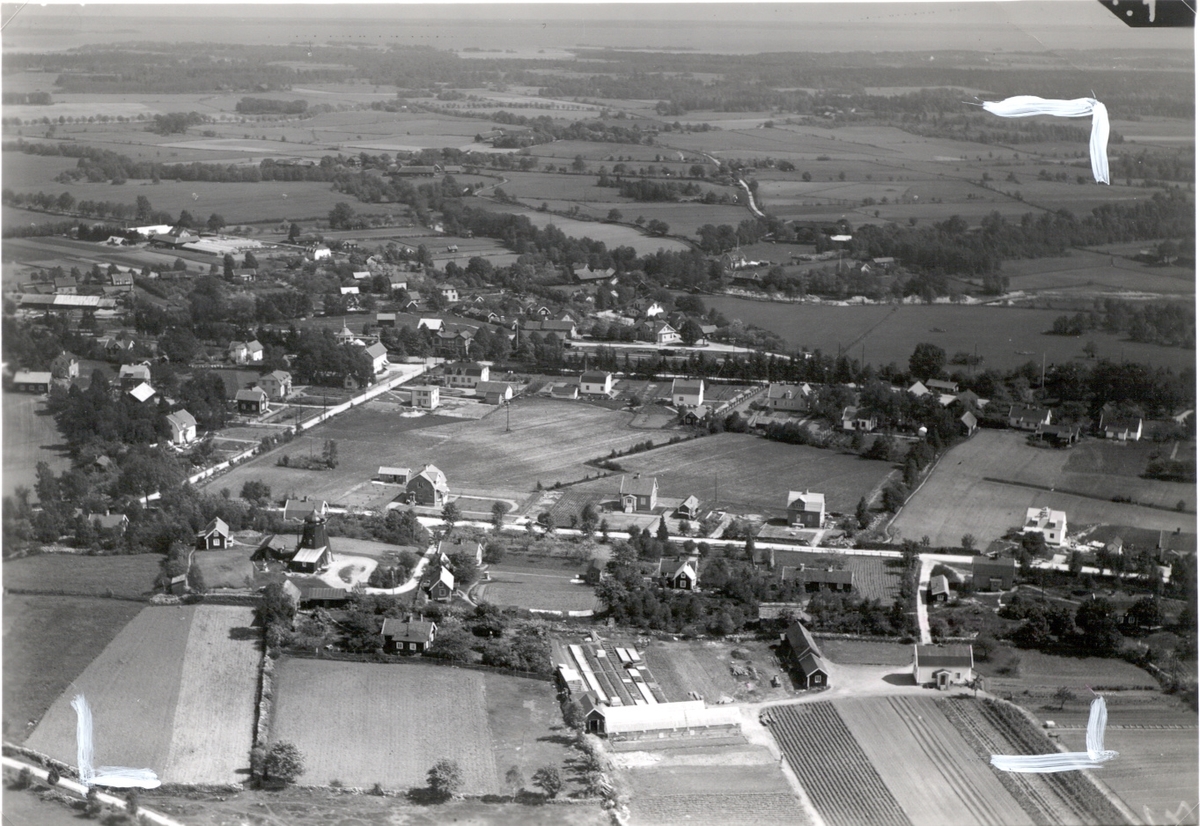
(676, 495, 702, 520)
(378, 466, 410, 485)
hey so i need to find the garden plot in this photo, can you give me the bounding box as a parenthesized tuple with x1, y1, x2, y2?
(268, 659, 499, 793)
(624, 759, 811, 826)
(475, 559, 598, 613)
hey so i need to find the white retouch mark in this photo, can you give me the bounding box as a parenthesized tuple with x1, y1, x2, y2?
(72, 694, 162, 789)
(973, 95, 1111, 185)
(990, 696, 1119, 773)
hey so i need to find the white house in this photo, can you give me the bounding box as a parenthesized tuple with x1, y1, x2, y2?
(1023, 506, 1068, 546)
(165, 409, 197, 446)
(228, 340, 264, 365)
(364, 342, 389, 374)
(913, 644, 974, 689)
(580, 371, 614, 396)
(445, 362, 489, 388)
(411, 385, 440, 410)
(671, 379, 704, 408)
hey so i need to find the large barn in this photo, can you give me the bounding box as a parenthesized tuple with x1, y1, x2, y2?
(581, 697, 741, 741)
(781, 620, 830, 689)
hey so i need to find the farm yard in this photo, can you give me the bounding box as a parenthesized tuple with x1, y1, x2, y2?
(700, 296, 1197, 373)
(475, 558, 598, 613)
(836, 696, 1034, 826)
(762, 702, 910, 826)
(608, 432, 896, 517)
(892, 430, 1196, 548)
(642, 639, 793, 704)
(209, 397, 683, 510)
(2, 595, 143, 743)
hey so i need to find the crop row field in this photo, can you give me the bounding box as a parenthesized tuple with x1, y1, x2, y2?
(625, 761, 811, 826)
(844, 556, 905, 602)
(700, 296, 1197, 373)
(3, 595, 143, 743)
(763, 701, 910, 826)
(837, 696, 1033, 826)
(24, 604, 261, 784)
(893, 431, 1195, 548)
(210, 397, 681, 507)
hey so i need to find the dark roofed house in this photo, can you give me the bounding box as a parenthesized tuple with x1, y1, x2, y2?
(781, 620, 830, 689)
(667, 557, 699, 590)
(972, 557, 1017, 591)
(780, 565, 854, 593)
(382, 618, 437, 653)
(796, 651, 829, 689)
(676, 495, 702, 520)
(913, 644, 974, 688)
(426, 567, 455, 602)
(929, 574, 950, 602)
(583, 558, 606, 585)
(1008, 404, 1052, 431)
(406, 464, 449, 508)
(196, 517, 230, 550)
(236, 387, 269, 415)
(300, 587, 351, 609)
(620, 475, 658, 513)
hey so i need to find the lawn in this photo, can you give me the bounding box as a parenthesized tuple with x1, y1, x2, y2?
(2, 595, 143, 743)
(3, 553, 161, 599)
(3, 391, 71, 499)
(268, 658, 499, 793)
(817, 639, 912, 666)
(892, 430, 1196, 548)
(476, 559, 598, 613)
(700, 296, 1196, 373)
(624, 760, 810, 826)
(210, 397, 681, 507)
(25, 606, 197, 777)
(481, 672, 586, 796)
(607, 432, 895, 517)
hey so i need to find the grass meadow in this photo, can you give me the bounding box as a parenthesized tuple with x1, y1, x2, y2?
(3, 553, 161, 599)
(3, 391, 71, 498)
(475, 559, 597, 613)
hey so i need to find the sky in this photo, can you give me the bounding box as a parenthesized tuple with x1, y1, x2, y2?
(1, 1, 1195, 54)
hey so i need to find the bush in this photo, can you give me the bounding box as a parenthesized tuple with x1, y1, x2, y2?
(427, 758, 463, 799)
(262, 741, 305, 784)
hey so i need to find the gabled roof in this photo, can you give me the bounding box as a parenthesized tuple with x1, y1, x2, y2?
(430, 567, 455, 591)
(378, 466, 410, 479)
(265, 370, 291, 383)
(200, 517, 229, 537)
(87, 512, 128, 530)
(365, 342, 388, 359)
(283, 498, 327, 521)
(302, 587, 348, 602)
(787, 491, 825, 511)
(671, 378, 703, 395)
(292, 546, 329, 564)
(236, 387, 268, 402)
(411, 464, 449, 493)
(591, 699, 740, 735)
(798, 651, 828, 677)
(128, 382, 156, 403)
(381, 618, 436, 643)
(960, 411, 978, 428)
(672, 558, 698, 581)
(119, 363, 152, 380)
(783, 621, 820, 658)
(930, 574, 950, 596)
(620, 475, 657, 497)
(766, 383, 811, 400)
(972, 557, 1016, 574)
(1008, 403, 1050, 423)
(13, 370, 52, 385)
(166, 409, 197, 430)
(581, 371, 612, 384)
(914, 644, 974, 669)
(679, 495, 701, 512)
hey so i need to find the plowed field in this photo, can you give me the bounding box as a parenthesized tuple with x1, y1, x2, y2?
(836, 696, 1033, 826)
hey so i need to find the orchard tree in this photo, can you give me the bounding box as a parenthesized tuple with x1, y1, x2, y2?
(428, 758, 463, 799)
(1054, 686, 1076, 710)
(262, 741, 305, 784)
(532, 765, 562, 798)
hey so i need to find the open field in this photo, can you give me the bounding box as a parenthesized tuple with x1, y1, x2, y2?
(2, 553, 161, 599)
(1058, 728, 1198, 823)
(269, 658, 498, 793)
(837, 696, 1033, 826)
(763, 701, 910, 826)
(3, 595, 143, 743)
(3, 391, 71, 498)
(25, 606, 196, 777)
(210, 397, 681, 506)
(476, 559, 598, 613)
(998, 248, 1195, 296)
(605, 432, 895, 517)
(624, 758, 810, 826)
(490, 204, 692, 254)
(701, 296, 1196, 372)
(481, 672, 585, 796)
(892, 430, 1196, 548)
(162, 606, 261, 784)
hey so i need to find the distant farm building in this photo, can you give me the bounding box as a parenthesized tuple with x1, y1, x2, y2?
(913, 644, 974, 689)
(258, 370, 292, 400)
(780, 620, 830, 689)
(787, 490, 825, 528)
(676, 495, 702, 520)
(665, 556, 699, 590)
(300, 587, 350, 609)
(620, 475, 658, 513)
(764, 383, 811, 412)
(972, 557, 1017, 591)
(378, 466, 410, 485)
(841, 406, 877, 432)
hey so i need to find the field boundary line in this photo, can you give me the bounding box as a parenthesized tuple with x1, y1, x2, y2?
(980, 476, 1194, 514)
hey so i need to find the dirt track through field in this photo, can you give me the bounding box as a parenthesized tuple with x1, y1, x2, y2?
(836, 697, 1033, 826)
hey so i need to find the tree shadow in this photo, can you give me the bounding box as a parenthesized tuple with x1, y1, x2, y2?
(535, 733, 575, 746)
(883, 672, 917, 686)
(228, 626, 260, 641)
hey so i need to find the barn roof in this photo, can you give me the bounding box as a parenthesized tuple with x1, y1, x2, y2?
(914, 644, 974, 669)
(292, 546, 328, 564)
(592, 700, 741, 734)
(783, 621, 820, 658)
(798, 651, 828, 677)
(972, 557, 1016, 575)
(302, 587, 348, 602)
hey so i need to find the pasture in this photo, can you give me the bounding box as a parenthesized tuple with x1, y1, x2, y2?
(22, 604, 262, 784)
(210, 397, 680, 506)
(836, 696, 1033, 826)
(1057, 728, 1198, 823)
(3, 595, 143, 742)
(268, 659, 498, 793)
(700, 295, 1196, 372)
(491, 204, 692, 254)
(3, 391, 71, 498)
(2, 553, 160, 599)
(892, 430, 1196, 548)
(475, 559, 598, 613)
(607, 432, 895, 516)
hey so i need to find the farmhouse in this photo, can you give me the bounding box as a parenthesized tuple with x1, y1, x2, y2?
(118, 363, 152, 388)
(907, 381, 930, 398)
(620, 475, 658, 513)
(378, 466, 410, 484)
(643, 320, 681, 345)
(580, 371, 614, 396)
(682, 405, 710, 426)
(258, 370, 292, 400)
(550, 382, 580, 400)
(364, 342, 389, 374)
(407, 464, 449, 507)
(926, 379, 959, 394)
(972, 557, 1017, 591)
(841, 406, 877, 432)
(289, 510, 333, 573)
(438, 536, 483, 565)
(51, 353, 79, 379)
(574, 265, 616, 283)
(671, 379, 704, 408)
(381, 618, 438, 653)
(228, 340, 264, 365)
(780, 621, 829, 689)
(1037, 423, 1081, 447)
(582, 698, 741, 740)
(86, 511, 129, 534)
(929, 574, 950, 602)
(426, 567, 455, 602)
(787, 491, 826, 528)
(666, 556, 699, 590)
(445, 362, 489, 388)
(434, 328, 475, 359)
(196, 517, 230, 550)
(284, 498, 328, 523)
(236, 387, 270, 415)
(781, 565, 854, 593)
(1008, 404, 1052, 431)
(474, 380, 515, 403)
(1024, 506, 1068, 546)
(165, 409, 198, 446)
(764, 383, 811, 412)
(913, 644, 974, 689)
(11, 370, 52, 393)
(411, 385, 440, 410)
(1103, 416, 1143, 442)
